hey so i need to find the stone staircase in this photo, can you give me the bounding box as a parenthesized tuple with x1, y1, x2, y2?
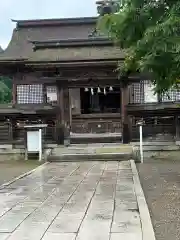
(70, 133, 122, 144)
(48, 143, 133, 162)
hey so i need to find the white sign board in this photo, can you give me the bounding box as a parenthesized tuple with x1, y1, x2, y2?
(27, 131, 40, 152)
(47, 92, 57, 102)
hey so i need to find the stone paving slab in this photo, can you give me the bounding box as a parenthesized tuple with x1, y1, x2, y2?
(0, 161, 155, 240)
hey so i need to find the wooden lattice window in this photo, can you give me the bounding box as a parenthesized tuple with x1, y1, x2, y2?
(161, 88, 180, 102)
(17, 84, 43, 104)
(130, 81, 144, 103)
(130, 80, 158, 103)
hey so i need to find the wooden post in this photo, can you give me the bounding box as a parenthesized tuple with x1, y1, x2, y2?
(175, 115, 180, 142)
(59, 87, 64, 125)
(121, 82, 131, 144)
(56, 85, 71, 145)
(12, 82, 17, 104)
(63, 87, 71, 145)
(55, 85, 64, 144)
(8, 121, 13, 144)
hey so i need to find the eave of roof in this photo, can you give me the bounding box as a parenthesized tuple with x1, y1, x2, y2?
(28, 45, 124, 62)
(25, 59, 119, 68)
(31, 38, 113, 50)
(12, 16, 97, 28)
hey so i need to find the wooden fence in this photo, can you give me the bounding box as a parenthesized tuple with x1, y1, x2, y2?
(0, 122, 12, 144)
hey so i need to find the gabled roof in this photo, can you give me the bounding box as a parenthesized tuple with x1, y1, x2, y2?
(0, 46, 3, 53)
(0, 17, 124, 63)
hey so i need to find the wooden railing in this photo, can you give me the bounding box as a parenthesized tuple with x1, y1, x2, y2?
(0, 122, 13, 144)
(42, 126, 56, 144)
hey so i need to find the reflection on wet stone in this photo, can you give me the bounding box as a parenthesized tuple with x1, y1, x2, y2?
(0, 161, 143, 240)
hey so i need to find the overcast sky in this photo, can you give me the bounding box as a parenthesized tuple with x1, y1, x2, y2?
(0, 0, 97, 49)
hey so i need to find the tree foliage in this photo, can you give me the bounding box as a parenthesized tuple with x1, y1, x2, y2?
(0, 77, 12, 103)
(97, 0, 180, 94)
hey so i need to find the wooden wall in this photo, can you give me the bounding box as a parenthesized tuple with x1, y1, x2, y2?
(71, 113, 121, 133)
(0, 122, 12, 144)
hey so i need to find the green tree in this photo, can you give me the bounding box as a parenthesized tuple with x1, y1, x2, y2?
(97, 0, 180, 94)
(0, 77, 12, 103)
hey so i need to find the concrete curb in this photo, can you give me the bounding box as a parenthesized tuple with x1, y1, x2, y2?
(130, 160, 156, 240)
(0, 162, 50, 190)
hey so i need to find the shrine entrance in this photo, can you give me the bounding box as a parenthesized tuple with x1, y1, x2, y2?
(70, 86, 122, 135)
(56, 66, 131, 144)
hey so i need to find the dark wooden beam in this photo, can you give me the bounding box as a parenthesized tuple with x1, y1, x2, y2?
(121, 82, 131, 143)
(32, 38, 113, 50)
(127, 102, 180, 113)
(25, 59, 119, 68)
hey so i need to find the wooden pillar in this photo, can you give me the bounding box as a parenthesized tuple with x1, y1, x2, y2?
(7, 120, 13, 144)
(175, 115, 180, 142)
(63, 87, 71, 138)
(56, 85, 71, 144)
(121, 82, 131, 144)
(12, 82, 17, 104)
(55, 85, 63, 144)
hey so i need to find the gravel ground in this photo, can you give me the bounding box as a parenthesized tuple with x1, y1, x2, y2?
(137, 160, 180, 240)
(0, 159, 42, 186)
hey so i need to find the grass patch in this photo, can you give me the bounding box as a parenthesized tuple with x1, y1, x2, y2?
(0, 159, 42, 167)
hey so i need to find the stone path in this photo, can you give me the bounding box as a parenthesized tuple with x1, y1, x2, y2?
(0, 161, 154, 240)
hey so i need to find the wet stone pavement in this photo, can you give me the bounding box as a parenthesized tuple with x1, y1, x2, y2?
(0, 161, 143, 240)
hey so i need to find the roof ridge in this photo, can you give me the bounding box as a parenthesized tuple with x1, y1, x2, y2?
(12, 16, 97, 28)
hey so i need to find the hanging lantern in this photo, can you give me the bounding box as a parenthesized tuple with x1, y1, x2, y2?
(104, 87, 106, 95)
(84, 87, 88, 92)
(91, 88, 94, 95)
(98, 87, 101, 93)
(109, 86, 113, 91)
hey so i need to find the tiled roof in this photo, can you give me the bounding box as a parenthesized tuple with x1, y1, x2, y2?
(0, 17, 124, 63)
(28, 46, 124, 62)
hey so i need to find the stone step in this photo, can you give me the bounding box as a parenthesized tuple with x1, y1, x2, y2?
(48, 144, 133, 162)
(70, 133, 122, 144)
(48, 153, 132, 162)
(133, 144, 180, 151)
(132, 141, 176, 146)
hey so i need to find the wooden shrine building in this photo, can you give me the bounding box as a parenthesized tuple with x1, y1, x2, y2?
(0, 16, 179, 146)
